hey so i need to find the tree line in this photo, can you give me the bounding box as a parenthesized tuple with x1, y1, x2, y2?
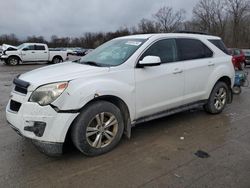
(1, 0, 250, 49)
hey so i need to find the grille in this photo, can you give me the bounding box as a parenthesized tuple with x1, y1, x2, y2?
(10, 100, 22, 112)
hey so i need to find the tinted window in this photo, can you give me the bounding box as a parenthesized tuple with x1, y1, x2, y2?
(35, 45, 45, 50)
(140, 39, 178, 63)
(26, 45, 35, 50)
(176, 38, 213, 61)
(209, 39, 229, 54)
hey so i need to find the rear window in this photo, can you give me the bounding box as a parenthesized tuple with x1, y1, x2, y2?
(176, 38, 213, 61)
(209, 39, 229, 55)
(35, 45, 45, 50)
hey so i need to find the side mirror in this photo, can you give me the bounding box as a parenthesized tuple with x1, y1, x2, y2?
(139, 56, 161, 67)
(22, 48, 28, 51)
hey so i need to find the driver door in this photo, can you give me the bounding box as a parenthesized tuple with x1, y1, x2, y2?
(135, 38, 185, 119)
(21, 45, 36, 61)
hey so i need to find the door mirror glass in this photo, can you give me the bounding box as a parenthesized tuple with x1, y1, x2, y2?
(22, 48, 29, 51)
(139, 56, 161, 67)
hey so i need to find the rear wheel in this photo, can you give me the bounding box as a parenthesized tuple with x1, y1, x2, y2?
(204, 82, 228, 114)
(52, 56, 63, 64)
(7, 56, 19, 66)
(71, 101, 124, 156)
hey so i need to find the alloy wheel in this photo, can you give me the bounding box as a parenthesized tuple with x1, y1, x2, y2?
(86, 112, 118, 148)
(214, 87, 227, 110)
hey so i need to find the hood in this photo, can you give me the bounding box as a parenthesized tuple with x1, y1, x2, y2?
(2, 44, 17, 51)
(19, 62, 109, 89)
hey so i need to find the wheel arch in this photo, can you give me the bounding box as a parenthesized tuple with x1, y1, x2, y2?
(7, 55, 22, 63)
(52, 55, 63, 61)
(208, 75, 233, 104)
(65, 95, 132, 146)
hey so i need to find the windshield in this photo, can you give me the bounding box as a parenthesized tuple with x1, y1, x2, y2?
(17, 44, 26, 50)
(79, 38, 146, 67)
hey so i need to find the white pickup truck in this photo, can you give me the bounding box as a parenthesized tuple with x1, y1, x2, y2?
(0, 43, 68, 65)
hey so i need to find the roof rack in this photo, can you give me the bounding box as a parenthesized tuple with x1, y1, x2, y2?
(174, 30, 209, 35)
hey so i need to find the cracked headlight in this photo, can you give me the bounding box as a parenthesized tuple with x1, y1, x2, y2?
(29, 82, 68, 106)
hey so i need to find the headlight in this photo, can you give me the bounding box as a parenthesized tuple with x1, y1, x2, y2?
(29, 82, 68, 106)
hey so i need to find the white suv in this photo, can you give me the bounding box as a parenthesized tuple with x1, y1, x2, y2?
(6, 33, 235, 156)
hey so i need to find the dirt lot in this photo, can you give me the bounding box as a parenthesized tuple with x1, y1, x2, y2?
(0, 60, 250, 188)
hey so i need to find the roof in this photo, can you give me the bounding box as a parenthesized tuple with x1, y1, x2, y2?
(117, 33, 221, 40)
(23, 43, 47, 45)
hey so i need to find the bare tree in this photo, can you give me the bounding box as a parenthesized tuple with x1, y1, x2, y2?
(137, 18, 160, 33)
(154, 6, 186, 32)
(193, 0, 228, 38)
(225, 0, 250, 46)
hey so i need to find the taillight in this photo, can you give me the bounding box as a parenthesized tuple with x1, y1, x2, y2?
(232, 57, 236, 65)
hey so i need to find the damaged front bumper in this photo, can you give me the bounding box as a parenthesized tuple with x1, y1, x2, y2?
(5, 79, 79, 156)
(8, 120, 63, 156)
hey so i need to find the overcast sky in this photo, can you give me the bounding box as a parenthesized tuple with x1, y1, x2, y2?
(0, 0, 199, 39)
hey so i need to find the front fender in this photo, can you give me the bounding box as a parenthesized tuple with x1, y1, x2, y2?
(53, 77, 136, 120)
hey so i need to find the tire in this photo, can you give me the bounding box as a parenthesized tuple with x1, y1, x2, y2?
(7, 56, 19, 66)
(232, 86, 241, 95)
(52, 56, 63, 64)
(204, 82, 229, 114)
(71, 101, 124, 156)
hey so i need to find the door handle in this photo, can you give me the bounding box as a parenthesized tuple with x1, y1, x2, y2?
(31, 52, 35, 53)
(44, 52, 48, 53)
(173, 69, 183, 74)
(208, 62, 215, 66)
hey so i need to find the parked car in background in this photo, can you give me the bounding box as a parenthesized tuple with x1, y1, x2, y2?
(73, 48, 87, 56)
(228, 48, 246, 70)
(0, 43, 68, 65)
(242, 49, 250, 66)
(6, 33, 234, 156)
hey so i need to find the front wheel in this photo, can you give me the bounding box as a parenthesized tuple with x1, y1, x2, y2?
(71, 101, 124, 156)
(7, 56, 19, 66)
(204, 82, 229, 114)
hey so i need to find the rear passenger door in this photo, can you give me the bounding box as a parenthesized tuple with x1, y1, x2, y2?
(176, 38, 214, 104)
(135, 38, 185, 119)
(35, 45, 48, 61)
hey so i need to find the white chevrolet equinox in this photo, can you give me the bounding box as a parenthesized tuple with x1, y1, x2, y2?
(6, 33, 235, 156)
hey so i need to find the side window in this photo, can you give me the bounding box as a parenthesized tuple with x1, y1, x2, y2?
(140, 39, 178, 63)
(176, 38, 213, 61)
(209, 39, 229, 54)
(35, 45, 45, 50)
(26, 45, 35, 50)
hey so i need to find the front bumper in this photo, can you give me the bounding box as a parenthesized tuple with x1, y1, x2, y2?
(6, 88, 79, 155)
(7, 123, 63, 156)
(0, 55, 8, 61)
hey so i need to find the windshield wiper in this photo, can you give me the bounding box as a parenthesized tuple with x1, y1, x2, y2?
(81, 61, 103, 67)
